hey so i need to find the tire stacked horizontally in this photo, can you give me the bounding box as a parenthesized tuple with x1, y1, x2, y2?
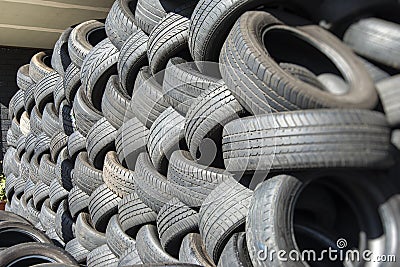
(2, 0, 400, 266)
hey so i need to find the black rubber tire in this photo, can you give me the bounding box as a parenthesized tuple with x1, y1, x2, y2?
(118, 193, 157, 237)
(73, 86, 103, 137)
(55, 199, 75, 243)
(34, 72, 60, 114)
(179, 233, 215, 267)
(135, 0, 196, 35)
(64, 63, 81, 105)
(106, 215, 137, 257)
(167, 150, 231, 208)
(147, 13, 191, 75)
(81, 38, 119, 111)
(24, 83, 36, 113)
(162, 57, 219, 115)
(39, 153, 57, 186)
(147, 107, 186, 174)
(68, 186, 90, 218)
(50, 131, 69, 162)
(74, 152, 104, 195)
(29, 51, 54, 83)
(157, 198, 199, 257)
(0, 221, 53, 247)
(0, 242, 78, 266)
(115, 117, 149, 170)
(59, 100, 75, 136)
(76, 212, 107, 251)
(128, 67, 169, 129)
(199, 177, 253, 263)
(39, 198, 56, 231)
(222, 109, 392, 172)
(86, 117, 117, 169)
(218, 232, 252, 267)
(52, 26, 73, 76)
(68, 20, 106, 68)
(88, 184, 122, 233)
(30, 106, 43, 136)
(17, 64, 34, 91)
(33, 181, 50, 210)
(376, 75, 400, 126)
(117, 29, 149, 95)
(136, 224, 179, 264)
(105, 0, 139, 50)
(65, 238, 90, 264)
(54, 76, 66, 112)
(344, 18, 400, 69)
(67, 131, 86, 159)
(55, 147, 74, 191)
(219, 11, 378, 114)
(0, 210, 32, 225)
(86, 243, 119, 267)
(12, 89, 25, 122)
(49, 179, 69, 211)
(135, 152, 173, 213)
(102, 75, 130, 129)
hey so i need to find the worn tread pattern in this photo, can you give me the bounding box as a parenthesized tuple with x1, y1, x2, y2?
(68, 186, 90, 218)
(74, 152, 104, 195)
(76, 212, 107, 251)
(106, 214, 137, 257)
(34, 72, 60, 113)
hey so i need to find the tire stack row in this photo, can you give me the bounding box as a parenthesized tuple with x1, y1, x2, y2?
(2, 0, 400, 266)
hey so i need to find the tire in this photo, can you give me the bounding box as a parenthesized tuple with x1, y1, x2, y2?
(24, 83, 36, 113)
(129, 67, 169, 128)
(6, 129, 17, 148)
(33, 181, 50, 210)
(102, 75, 130, 129)
(65, 238, 90, 264)
(26, 198, 40, 225)
(86, 117, 117, 169)
(68, 20, 107, 68)
(162, 57, 219, 115)
(115, 117, 149, 170)
(54, 76, 65, 112)
(20, 111, 31, 135)
(50, 131, 69, 161)
(12, 89, 25, 122)
(135, 0, 196, 34)
(106, 215, 137, 257)
(52, 26, 73, 76)
(179, 233, 215, 267)
(5, 173, 17, 201)
(81, 38, 119, 111)
(344, 18, 400, 69)
(219, 11, 378, 114)
(23, 178, 36, 201)
(68, 186, 90, 218)
(59, 100, 75, 136)
(105, 0, 139, 50)
(39, 154, 57, 186)
(147, 13, 191, 75)
(55, 147, 74, 191)
(34, 72, 60, 113)
(88, 184, 122, 233)
(136, 224, 179, 264)
(0, 242, 78, 266)
(29, 51, 54, 83)
(358, 57, 390, 83)
(86, 244, 119, 267)
(34, 132, 51, 159)
(0, 210, 32, 225)
(11, 117, 22, 140)
(167, 150, 231, 208)
(392, 130, 400, 150)
(222, 109, 392, 172)
(55, 199, 75, 243)
(17, 64, 34, 91)
(67, 131, 86, 159)
(279, 62, 325, 89)
(135, 152, 173, 212)
(317, 73, 349, 95)
(39, 198, 56, 231)
(147, 107, 186, 174)
(118, 193, 157, 237)
(76, 212, 107, 251)
(73, 86, 103, 137)
(30, 106, 43, 136)
(74, 152, 104, 195)
(157, 198, 199, 257)
(48, 173, 68, 211)
(218, 232, 252, 267)
(16, 135, 26, 159)
(64, 63, 81, 105)
(376, 75, 400, 126)
(29, 153, 41, 184)
(184, 82, 245, 165)
(118, 29, 149, 95)
(25, 133, 36, 160)
(118, 246, 143, 266)
(0, 221, 53, 247)
(199, 177, 253, 262)
(103, 151, 136, 197)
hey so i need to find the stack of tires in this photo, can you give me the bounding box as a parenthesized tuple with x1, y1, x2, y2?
(3, 0, 400, 266)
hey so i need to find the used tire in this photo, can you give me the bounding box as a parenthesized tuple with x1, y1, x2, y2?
(52, 26, 74, 76)
(68, 186, 90, 218)
(218, 232, 252, 267)
(76, 212, 107, 251)
(64, 63, 81, 105)
(34, 72, 60, 113)
(74, 152, 104, 195)
(38, 154, 57, 186)
(106, 214, 137, 257)
(67, 131, 87, 159)
(29, 51, 54, 83)
(86, 243, 118, 267)
(179, 233, 215, 267)
(49, 177, 69, 210)
(55, 199, 75, 243)
(65, 238, 90, 264)
(17, 64, 34, 91)
(376, 75, 400, 126)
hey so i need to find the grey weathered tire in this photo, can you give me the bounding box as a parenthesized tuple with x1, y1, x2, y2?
(222, 109, 392, 172)
(68, 186, 90, 218)
(358, 57, 390, 83)
(12, 89, 25, 122)
(24, 83, 36, 113)
(344, 18, 400, 69)
(376, 75, 400, 126)
(16, 135, 26, 159)
(74, 152, 104, 195)
(219, 11, 378, 114)
(25, 133, 36, 160)
(179, 233, 215, 267)
(118, 246, 143, 266)
(49, 177, 69, 211)
(76, 212, 107, 251)
(218, 232, 252, 267)
(86, 117, 117, 169)
(64, 63, 81, 105)
(136, 224, 179, 264)
(105, 0, 139, 50)
(34, 72, 60, 113)
(167, 150, 231, 208)
(29, 51, 54, 83)
(118, 29, 149, 95)
(7, 129, 18, 148)
(67, 131, 86, 159)
(199, 177, 253, 262)
(88, 184, 122, 232)
(147, 107, 185, 174)
(39, 154, 57, 186)
(33, 181, 50, 210)
(50, 131, 69, 161)
(39, 198, 56, 231)
(86, 244, 118, 267)
(55, 199, 75, 243)
(147, 13, 190, 75)
(30, 153, 41, 184)
(5, 173, 17, 201)
(52, 26, 74, 76)
(30, 106, 43, 136)
(65, 238, 90, 264)
(20, 111, 31, 135)
(157, 198, 199, 257)
(54, 76, 65, 112)
(34, 132, 51, 159)
(106, 215, 137, 257)
(68, 20, 107, 68)
(26, 198, 40, 225)
(17, 64, 34, 91)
